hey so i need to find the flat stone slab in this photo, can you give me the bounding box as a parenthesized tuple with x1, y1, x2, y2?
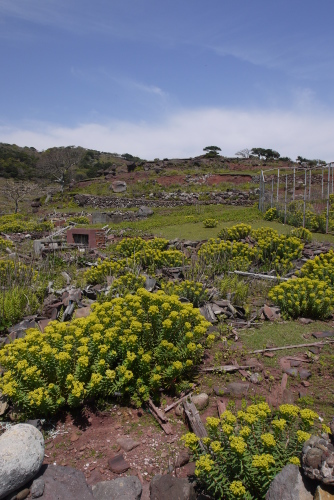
(116, 437, 140, 453)
(107, 454, 130, 474)
(312, 331, 334, 339)
(31, 465, 94, 500)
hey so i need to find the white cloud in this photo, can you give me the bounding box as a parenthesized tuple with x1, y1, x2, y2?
(0, 107, 333, 161)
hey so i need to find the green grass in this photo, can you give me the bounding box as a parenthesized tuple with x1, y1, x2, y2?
(239, 320, 331, 358)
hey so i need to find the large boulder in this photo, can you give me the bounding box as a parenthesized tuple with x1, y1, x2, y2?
(31, 465, 94, 499)
(0, 424, 45, 500)
(265, 464, 313, 500)
(191, 393, 209, 411)
(150, 475, 196, 500)
(92, 477, 142, 499)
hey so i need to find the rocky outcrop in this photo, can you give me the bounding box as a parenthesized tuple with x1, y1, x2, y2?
(302, 435, 334, 485)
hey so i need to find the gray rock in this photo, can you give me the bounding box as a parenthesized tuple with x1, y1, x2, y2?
(111, 181, 127, 193)
(299, 369, 312, 380)
(225, 382, 249, 396)
(265, 464, 313, 500)
(191, 393, 209, 410)
(144, 276, 156, 292)
(92, 477, 142, 500)
(0, 393, 8, 417)
(249, 372, 262, 384)
(302, 435, 334, 484)
(108, 454, 130, 474)
(31, 477, 45, 498)
(175, 451, 190, 468)
(31, 465, 94, 499)
(116, 437, 140, 452)
(150, 474, 196, 500)
(284, 368, 299, 377)
(0, 424, 44, 500)
(138, 206, 154, 216)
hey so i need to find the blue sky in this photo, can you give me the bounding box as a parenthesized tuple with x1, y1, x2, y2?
(0, 0, 333, 160)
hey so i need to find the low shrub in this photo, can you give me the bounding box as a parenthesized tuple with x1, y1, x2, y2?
(268, 277, 334, 319)
(218, 275, 249, 306)
(0, 214, 53, 234)
(218, 223, 252, 241)
(102, 273, 146, 300)
(83, 258, 126, 285)
(182, 402, 320, 499)
(203, 218, 218, 228)
(263, 208, 278, 221)
(256, 235, 303, 273)
(198, 239, 257, 276)
(290, 227, 312, 242)
(0, 237, 14, 252)
(162, 280, 208, 307)
(0, 287, 41, 331)
(298, 250, 334, 285)
(0, 260, 37, 288)
(68, 216, 90, 225)
(0, 289, 210, 416)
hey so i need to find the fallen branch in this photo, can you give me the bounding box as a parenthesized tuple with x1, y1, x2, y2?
(164, 387, 195, 413)
(229, 270, 289, 282)
(148, 398, 173, 435)
(251, 340, 334, 354)
(200, 364, 253, 373)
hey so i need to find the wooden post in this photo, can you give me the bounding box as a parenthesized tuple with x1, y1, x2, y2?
(322, 169, 324, 199)
(309, 169, 311, 200)
(277, 169, 280, 202)
(293, 168, 296, 201)
(327, 164, 331, 233)
(284, 174, 287, 224)
(259, 171, 263, 211)
(271, 177, 274, 207)
(303, 170, 306, 228)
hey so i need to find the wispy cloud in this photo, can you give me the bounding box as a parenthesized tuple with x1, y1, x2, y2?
(1, 106, 333, 161)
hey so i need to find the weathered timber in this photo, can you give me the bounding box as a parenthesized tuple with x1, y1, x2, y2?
(183, 397, 207, 445)
(148, 399, 173, 435)
(251, 340, 334, 354)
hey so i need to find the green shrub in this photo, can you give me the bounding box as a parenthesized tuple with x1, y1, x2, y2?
(290, 227, 312, 242)
(84, 259, 126, 285)
(0, 214, 53, 234)
(264, 208, 278, 221)
(219, 275, 249, 306)
(218, 223, 252, 241)
(162, 280, 208, 307)
(182, 402, 320, 499)
(0, 289, 210, 416)
(0, 287, 41, 331)
(268, 277, 334, 319)
(0, 237, 14, 252)
(0, 260, 37, 288)
(102, 273, 146, 300)
(203, 218, 218, 228)
(256, 235, 303, 274)
(298, 250, 334, 285)
(198, 239, 257, 275)
(68, 216, 90, 225)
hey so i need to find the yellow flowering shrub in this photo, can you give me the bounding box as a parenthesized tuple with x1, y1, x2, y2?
(0, 259, 37, 287)
(0, 289, 210, 416)
(0, 236, 14, 252)
(298, 250, 334, 286)
(218, 223, 252, 241)
(268, 277, 334, 319)
(183, 402, 319, 499)
(0, 214, 53, 233)
(203, 218, 218, 228)
(161, 280, 208, 307)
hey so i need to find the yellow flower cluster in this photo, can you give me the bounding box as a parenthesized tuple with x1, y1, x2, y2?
(272, 419, 286, 431)
(289, 457, 301, 466)
(218, 223, 252, 241)
(300, 409, 319, 427)
(181, 432, 199, 450)
(260, 433, 276, 448)
(162, 280, 207, 307)
(229, 436, 247, 454)
(279, 404, 300, 419)
(297, 430, 311, 443)
(229, 480, 246, 498)
(210, 441, 222, 453)
(203, 218, 218, 228)
(195, 454, 215, 475)
(252, 454, 275, 471)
